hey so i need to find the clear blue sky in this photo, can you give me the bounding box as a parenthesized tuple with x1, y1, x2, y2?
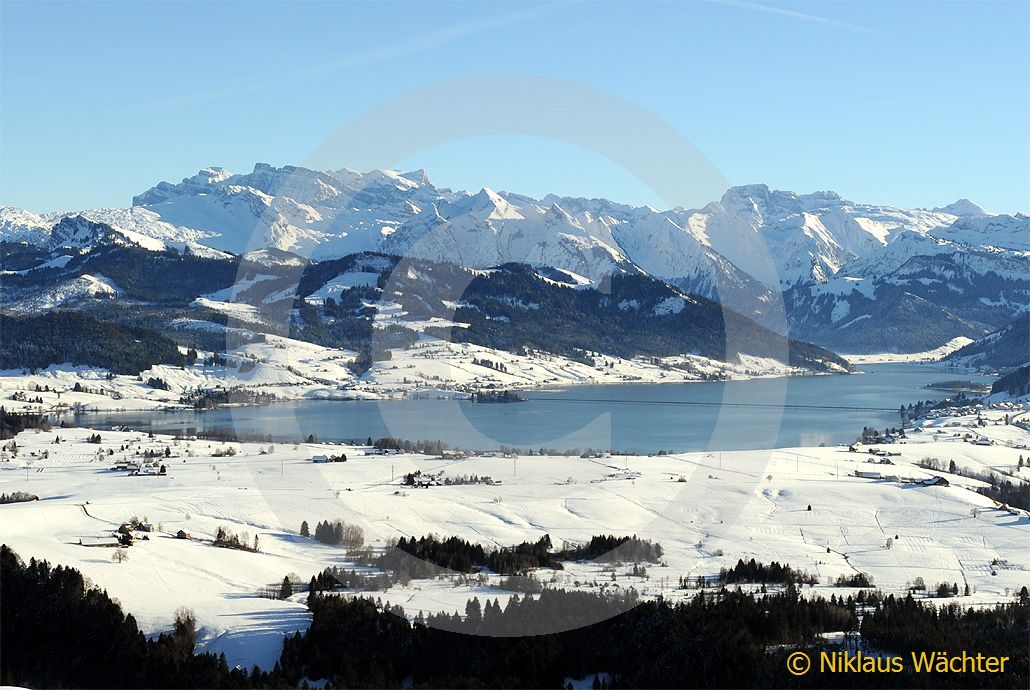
(2, 1, 1027, 213)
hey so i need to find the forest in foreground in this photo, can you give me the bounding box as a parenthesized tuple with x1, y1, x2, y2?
(2, 544, 1027, 689)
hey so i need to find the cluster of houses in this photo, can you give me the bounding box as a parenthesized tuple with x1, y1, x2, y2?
(112, 458, 167, 476)
(363, 447, 401, 456)
(853, 468, 950, 487)
(858, 426, 905, 445)
(311, 453, 347, 463)
(78, 519, 155, 548)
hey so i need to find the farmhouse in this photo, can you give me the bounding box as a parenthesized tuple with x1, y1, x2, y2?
(918, 476, 951, 487)
(312, 454, 347, 463)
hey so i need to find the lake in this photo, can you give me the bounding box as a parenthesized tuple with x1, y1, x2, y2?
(75, 363, 993, 454)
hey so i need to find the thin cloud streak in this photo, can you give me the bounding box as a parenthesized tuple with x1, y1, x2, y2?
(709, 0, 890, 38)
(149, 3, 554, 109)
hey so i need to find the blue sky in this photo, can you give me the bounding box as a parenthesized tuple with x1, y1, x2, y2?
(1, 0, 1027, 213)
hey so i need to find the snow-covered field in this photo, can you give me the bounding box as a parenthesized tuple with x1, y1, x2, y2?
(0, 334, 812, 414)
(844, 336, 975, 365)
(1, 402, 1027, 670)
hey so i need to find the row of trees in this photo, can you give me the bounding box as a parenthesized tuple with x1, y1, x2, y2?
(472, 357, 509, 372)
(0, 491, 38, 504)
(719, 558, 819, 586)
(213, 526, 259, 552)
(303, 519, 365, 548)
(0, 407, 51, 439)
(180, 387, 278, 410)
(371, 437, 450, 454)
(558, 535, 664, 563)
(308, 565, 395, 594)
(378, 534, 666, 580)
(834, 572, 874, 587)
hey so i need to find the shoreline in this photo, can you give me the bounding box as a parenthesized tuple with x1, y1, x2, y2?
(1, 358, 850, 416)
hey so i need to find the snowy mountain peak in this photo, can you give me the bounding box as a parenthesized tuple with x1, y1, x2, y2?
(448, 187, 523, 221)
(5, 163, 1024, 326)
(195, 167, 233, 184)
(798, 190, 847, 207)
(0, 206, 55, 245)
(725, 183, 773, 201)
(545, 202, 577, 225)
(933, 198, 987, 216)
(931, 212, 1030, 251)
(399, 168, 431, 187)
(49, 215, 167, 253)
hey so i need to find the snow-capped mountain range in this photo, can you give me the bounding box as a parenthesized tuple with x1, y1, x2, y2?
(2, 162, 1027, 354)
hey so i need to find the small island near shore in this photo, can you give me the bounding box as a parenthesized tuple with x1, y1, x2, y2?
(470, 389, 526, 403)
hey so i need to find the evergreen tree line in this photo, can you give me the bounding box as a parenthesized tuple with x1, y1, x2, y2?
(472, 357, 509, 372)
(0, 491, 38, 504)
(0, 545, 283, 688)
(379, 534, 665, 580)
(918, 458, 1029, 510)
(719, 558, 819, 586)
(281, 585, 856, 688)
(180, 387, 279, 410)
(992, 364, 1030, 397)
(308, 565, 395, 594)
(979, 479, 1030, 511)
(3, 543, 1026, 689)
(282, 586, 1028, 688)
(860, 591, 1029, 687)
(147, 377, 170, 390)
(0, 311, 183, 375)
(310, 519, 365, 548)
(0, 407, 51, 439)
(834, 572, 874, 587)
(470, 389, 525, 403)
(371, 437, 449, 454)
(557, 535, 664, 563)
(213, 526, 260, 552)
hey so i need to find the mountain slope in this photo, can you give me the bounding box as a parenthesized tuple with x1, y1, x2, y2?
(946, 314, 1030, 370)
(3, 163, 1026, 354)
